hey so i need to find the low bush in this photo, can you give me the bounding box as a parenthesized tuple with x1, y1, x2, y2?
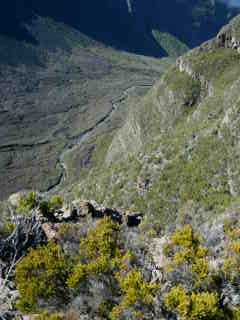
(16, 191, 38, 214)
(165, 287, 221, 320)
(16, 242, 69, 312)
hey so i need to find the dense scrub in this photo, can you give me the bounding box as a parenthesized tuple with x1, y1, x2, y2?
(15, 217, 158, 319)
(13, 209, 240, 319)
(163, 224, 240, 320)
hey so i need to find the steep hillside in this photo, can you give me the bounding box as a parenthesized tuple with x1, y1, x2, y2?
(0, 16, 170, 200)
(74, 14, 240, 228)
(1, 1, 240, 199)
(1, 14, 240, 320)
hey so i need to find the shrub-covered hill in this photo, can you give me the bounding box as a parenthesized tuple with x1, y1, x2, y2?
(73, 14, 240, 228)
(0, 192, 239, 319)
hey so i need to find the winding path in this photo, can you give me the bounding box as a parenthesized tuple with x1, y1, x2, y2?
(47, 82, 153, 194)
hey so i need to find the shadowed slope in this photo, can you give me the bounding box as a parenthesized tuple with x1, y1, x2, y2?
(0, 16, 170, 199)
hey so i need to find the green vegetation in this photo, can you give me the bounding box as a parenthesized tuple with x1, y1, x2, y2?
(16, 191, 38, 214)
(16, 242, 69, 312)
(39, 195, 63, 217)
(223, 222, 240, 283)
(163, 67, 201, 106)
(165, 287, 221, 320)
(0, 221, 15, 238)
(15, 192, 63, 217)
(10, 22, 240, 319)
(163, 224, 240, 319)
(111, 269, 159, 320)
(68, 217, 158, 318)
(13, 218, 240, 320)
(188, 48, 240, 83)
(67, 217, 122, 288)
(73, 49, 237, 225)
(15, 217, 158, 318)
(164, 225, 210, 286)
(152, 30, 189, 57)
(35, 312, 64, 320)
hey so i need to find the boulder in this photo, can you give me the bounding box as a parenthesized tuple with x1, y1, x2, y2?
(72, 200, 96, 218)
(102, 208, 122, 223)
(126, 212, 143, 227)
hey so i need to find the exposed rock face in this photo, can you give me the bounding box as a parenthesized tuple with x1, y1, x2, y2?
(217, 15, 240, 50)
(39, 200, 144, 242)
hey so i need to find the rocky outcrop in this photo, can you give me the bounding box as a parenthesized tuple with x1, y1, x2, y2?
(217, 15, 240, 51)
(39, 200, 144, 241)
(176, 56, 214, 98)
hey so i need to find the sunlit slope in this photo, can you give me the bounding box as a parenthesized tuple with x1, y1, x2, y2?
(74, 15, 240, 226)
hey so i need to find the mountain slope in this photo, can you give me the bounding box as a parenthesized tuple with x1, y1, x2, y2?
(0, 16, 170, 200)
(0, 1, 240, 200)
(0, 0, 239, 56)
(1, 14, 240, 320)
(74, 14, 240, 227)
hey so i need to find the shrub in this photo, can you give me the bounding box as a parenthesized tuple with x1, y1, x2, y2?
(163, 224, 240, 319)
(67, 217, 158, 319)
(16, 191, 38, 214)
(35, 312, 64, 320)
(190, 292, 220, 319)
(67, 217, 121, 288)
(164, 286, 190, 319)
(164, 225, 209, 286)
(110, 269, 159, 320)
(223, 225, 240, 283)
(165, 287, 221, 320)
(49, 195, 63, 211)
(232, 308, 240, 320)
(39, 195, 63, 219)
(16, 242, 69, 312)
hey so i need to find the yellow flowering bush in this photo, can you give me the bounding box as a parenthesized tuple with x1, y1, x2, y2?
(110, 269, 159, 320)
(165, 225, 210, 286)
(223, 224, 240, 283)
(16, 191, 38, 214)
(16, 242, 69, 312)
(165, 286, 221, 320)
